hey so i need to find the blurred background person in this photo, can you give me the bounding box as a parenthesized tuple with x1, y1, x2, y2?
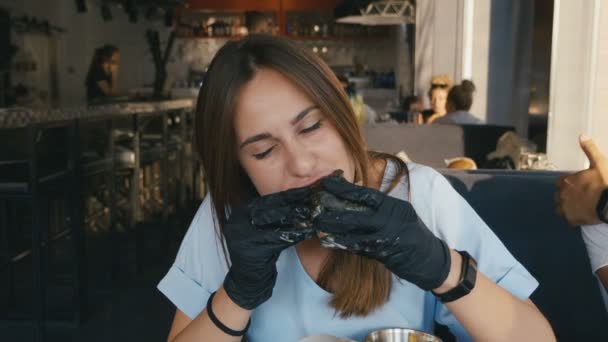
(85, 44, 120, 103)
(402, 95, 424, 124)
(245, 11, 276, 34)
(434, 80, 483, 125)
(337, 74, 377, 125)
(422, 74, 452, 124)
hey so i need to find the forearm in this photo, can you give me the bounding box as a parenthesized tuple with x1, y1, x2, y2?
(171, 286, 251, 342)
(436, 250, 555, 341)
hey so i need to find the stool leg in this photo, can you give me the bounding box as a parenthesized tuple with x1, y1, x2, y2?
(161, 112, 170, 258)
(1, 200, 11, 314)
(6, 203, 16, 310)
(31, 194, 46, 342)
(108, 119, 119, 282)
(132, 115, 142, 274)
(70, 185, 86, 325)
(41, 196, 50, 317)
(135, 221, 143, 274)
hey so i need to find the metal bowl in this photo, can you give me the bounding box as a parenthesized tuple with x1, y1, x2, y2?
(364, 328, 442, 342)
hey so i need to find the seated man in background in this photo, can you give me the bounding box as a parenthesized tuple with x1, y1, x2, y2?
(556, 135, 608, 310)
(433, 80, 484, 125)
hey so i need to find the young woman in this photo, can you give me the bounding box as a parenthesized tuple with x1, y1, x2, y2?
(423, 75, 451, 124)
(158, 35, 555, 342)
(85, 44, 120, 102)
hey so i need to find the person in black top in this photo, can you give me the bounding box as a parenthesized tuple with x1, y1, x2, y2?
(85, 44, 120, 102)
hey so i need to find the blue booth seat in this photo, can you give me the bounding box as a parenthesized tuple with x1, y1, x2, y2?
(440, 169, 608, 341)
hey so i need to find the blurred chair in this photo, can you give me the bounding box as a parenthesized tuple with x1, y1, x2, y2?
(363, 123, 513, 168)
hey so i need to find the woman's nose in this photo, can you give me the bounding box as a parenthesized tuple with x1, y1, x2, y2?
(284, 142, 316, 177)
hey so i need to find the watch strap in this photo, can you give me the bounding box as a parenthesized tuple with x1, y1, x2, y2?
(596, 188, 608, 224)
(433, 250, 477, 303)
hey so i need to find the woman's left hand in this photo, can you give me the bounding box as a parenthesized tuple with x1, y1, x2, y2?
(313, 175, 452, 291)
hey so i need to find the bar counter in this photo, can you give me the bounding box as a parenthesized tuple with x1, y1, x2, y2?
(0, 98, 200, 338)
(0, 98, 194, 129)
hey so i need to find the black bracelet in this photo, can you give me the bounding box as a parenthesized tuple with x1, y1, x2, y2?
(206, 291, 251, 337)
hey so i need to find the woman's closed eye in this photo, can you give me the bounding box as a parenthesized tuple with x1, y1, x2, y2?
(251, 120, 323, 160)
(300, 120, 323, 134)
(253, 145, 276, 160)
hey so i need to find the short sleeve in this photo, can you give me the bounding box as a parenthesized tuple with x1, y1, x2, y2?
(581, 223, 608, 272)
(92, 68, 108, 82)
(581, 224, 608, 312)
(406, 165, 539, 341)
(157, 194, 229, 319)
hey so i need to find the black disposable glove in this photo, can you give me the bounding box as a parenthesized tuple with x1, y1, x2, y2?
(313, 174, 452, 291)
(223, 187, 314, 310)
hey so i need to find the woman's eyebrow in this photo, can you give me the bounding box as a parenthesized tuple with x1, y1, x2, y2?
(239, 105, 319, 149)
(290, 105, 319, 125)
(239, 132, 272, 149)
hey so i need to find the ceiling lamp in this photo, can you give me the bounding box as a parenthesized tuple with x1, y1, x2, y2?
(336, 0, 415, 26)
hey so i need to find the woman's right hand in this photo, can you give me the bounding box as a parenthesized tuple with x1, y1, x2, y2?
(222, 187, 314, 310)
(109, 63, 118, 76)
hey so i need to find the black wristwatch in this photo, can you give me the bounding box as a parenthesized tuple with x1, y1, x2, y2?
(433, 250, 478, 303)
(596, 188, 608, 224)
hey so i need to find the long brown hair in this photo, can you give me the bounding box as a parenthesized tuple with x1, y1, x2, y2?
(195, 34, 408, 318)
(86, 44, 118, 86)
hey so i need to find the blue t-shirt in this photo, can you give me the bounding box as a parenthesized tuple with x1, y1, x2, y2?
(433, 110, 484, 125)
(158, 162, 538, 341)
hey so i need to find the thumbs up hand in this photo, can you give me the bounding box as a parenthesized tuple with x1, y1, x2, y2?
(556, 135, 608, 225)
(580, 135, 608, 178)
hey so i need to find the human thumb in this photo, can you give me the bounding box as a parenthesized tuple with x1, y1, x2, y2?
(580, 134, 605, 168)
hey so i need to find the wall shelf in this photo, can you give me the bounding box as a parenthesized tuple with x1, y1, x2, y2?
(175, 34, 390, 42)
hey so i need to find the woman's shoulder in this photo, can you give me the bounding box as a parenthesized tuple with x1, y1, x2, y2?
(173, 194, 228, 287)
(406, 162, 443, 181)
(384, 161, 444, 192)
(181, 193, 224, 250)
(383, 160, 448, 208)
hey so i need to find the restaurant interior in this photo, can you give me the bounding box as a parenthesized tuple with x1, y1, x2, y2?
(0, 0, 607, 341)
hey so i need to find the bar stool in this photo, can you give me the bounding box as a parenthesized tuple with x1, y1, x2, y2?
(73, 115, 119, 301)
(0, 119, 80, 342)
(113, 111, 166, 274)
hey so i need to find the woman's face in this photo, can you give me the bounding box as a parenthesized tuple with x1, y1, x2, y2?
(102, 52, 120, 74)
(234, 68, 356, 196)
(431, 88, 448, 115)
